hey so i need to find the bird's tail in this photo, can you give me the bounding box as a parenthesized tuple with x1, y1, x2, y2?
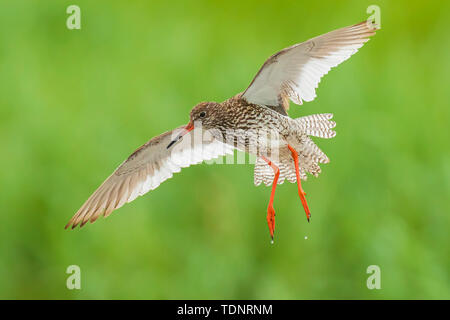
(254, 114, 336, 186)
(253, 141, 326, 186)
(288, 113, 336, 177)
(294, 113, 336, 139)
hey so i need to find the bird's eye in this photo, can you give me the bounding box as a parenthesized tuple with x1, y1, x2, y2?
(199, 111, 206, 118)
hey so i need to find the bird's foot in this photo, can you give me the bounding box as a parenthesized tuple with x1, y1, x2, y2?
(299, 191, 311, 222)
(267, 205, 276, 241)
(287, 144, 311, 223)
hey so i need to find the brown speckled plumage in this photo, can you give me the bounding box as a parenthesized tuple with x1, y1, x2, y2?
(190, 96, 336, 185)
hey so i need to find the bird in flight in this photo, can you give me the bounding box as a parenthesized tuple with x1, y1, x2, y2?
(66, 20, 377, 241)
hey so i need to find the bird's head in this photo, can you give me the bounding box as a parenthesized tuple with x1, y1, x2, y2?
(167, 101, 221, 149)
(189, 101, 222, 129)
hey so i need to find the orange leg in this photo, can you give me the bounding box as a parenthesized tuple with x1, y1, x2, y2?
(261, 156, 280, 242)
(287, 145, 311, 222)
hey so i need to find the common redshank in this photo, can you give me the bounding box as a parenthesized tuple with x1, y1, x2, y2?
(66, 21, 377, 241)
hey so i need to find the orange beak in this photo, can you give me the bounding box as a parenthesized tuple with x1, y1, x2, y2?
(167, 121, 194, 149)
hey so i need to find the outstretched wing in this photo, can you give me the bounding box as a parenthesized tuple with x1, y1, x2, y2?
(66, 127, 234, 229)
(242, 20, 377, 114)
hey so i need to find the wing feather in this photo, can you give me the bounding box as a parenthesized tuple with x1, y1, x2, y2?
(66, 127, 234, 229)
(242, 20, 377, 113)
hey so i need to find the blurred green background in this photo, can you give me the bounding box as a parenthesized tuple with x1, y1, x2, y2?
(0, 0, 449, 299)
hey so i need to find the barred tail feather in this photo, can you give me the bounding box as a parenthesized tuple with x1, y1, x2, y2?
(296, 113, 336, 139)
(254, 113, 336, 186)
